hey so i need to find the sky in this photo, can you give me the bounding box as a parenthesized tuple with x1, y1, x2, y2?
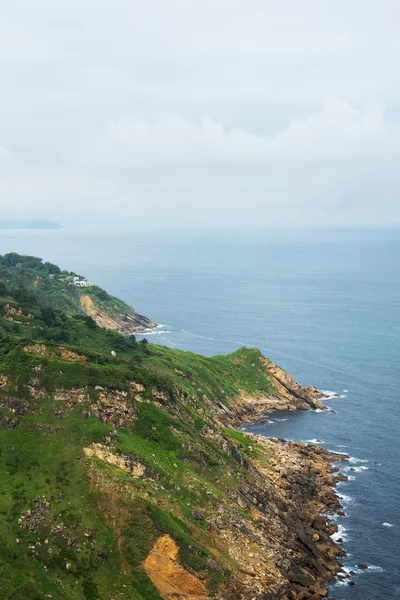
(1, 0, 400, 229)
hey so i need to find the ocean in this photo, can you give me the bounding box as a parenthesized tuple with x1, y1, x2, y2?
(1, 227, 399, 599)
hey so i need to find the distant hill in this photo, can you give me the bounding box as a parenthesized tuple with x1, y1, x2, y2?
(0, 252, 156, 333)
(0, 220, 64, 229)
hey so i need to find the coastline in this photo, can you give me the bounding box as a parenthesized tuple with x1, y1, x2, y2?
(226, 380, 352, 599)
(219, 357, 331, 428)
(238, 429, 350, 599)
(0, 241, 396, 598)
(221, 426, 349, 599)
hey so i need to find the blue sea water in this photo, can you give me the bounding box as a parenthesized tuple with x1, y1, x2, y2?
(0, 227, 399, 599)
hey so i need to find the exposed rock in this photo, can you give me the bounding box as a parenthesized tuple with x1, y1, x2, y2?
(23, 343, 84, 364)
(218, 437, 251, 469)
(56, 347, 86, 362)
(152, 387, 171, 403)
(0, 396, 31, 415)
(202, 435, 348, 598)
(130, 381, 145, 394)
(53, 387, 88, 404)
(143, 534, 209, 599)
(259, 357, 327, 410)
(192, 509, 205, 521)
(79, 293, 156, 334)
(90, 388, 137, 427)
(83, 443, 146, 477)
(223, 358, 328, 426)
(23, 343, 47, 356)
(19, 497, 51, 531)
(1, 415, 19, 429)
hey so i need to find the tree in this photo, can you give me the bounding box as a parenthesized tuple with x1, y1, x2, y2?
(13, 287, 35, 306)
(40, 307, 56, 327)
(140, 338, 150, 354)
(84, 315, 97, 330)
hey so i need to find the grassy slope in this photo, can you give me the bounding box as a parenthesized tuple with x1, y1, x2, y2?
(0, 277, 275, 599)
(0, 252, 142, 323)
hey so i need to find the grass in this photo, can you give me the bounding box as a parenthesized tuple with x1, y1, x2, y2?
(0, 256, 278, 599)
(0, 408, 120, 599)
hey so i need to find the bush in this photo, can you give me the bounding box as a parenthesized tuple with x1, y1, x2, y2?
(134, 402, 179, 451)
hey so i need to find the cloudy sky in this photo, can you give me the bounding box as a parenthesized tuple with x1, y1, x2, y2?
(1, 0, 399, 228)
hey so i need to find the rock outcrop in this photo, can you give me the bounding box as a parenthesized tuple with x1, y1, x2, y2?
(206, 438, 347, 599)
(143, 535, 209, 599)
(0, 350, 344, 600)
(79, 294, 156, 333)
(223, 356, 328, 425)
(83, 443, 147, 477)
(259, 357, 327, 409)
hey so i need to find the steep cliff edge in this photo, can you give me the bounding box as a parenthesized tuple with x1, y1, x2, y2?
(0, 260, 345, 600)
(222, 354, 327, 425)
(79, 292, 155, 333)
(0, 252, 156, 333)
(0, 370, 346, 600)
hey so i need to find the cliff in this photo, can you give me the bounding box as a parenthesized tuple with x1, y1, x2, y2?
(224, 355, 327, 425)
(0, 252, 156, 333)
(78, 292, 155, 333)
(0, 260, 346, 600)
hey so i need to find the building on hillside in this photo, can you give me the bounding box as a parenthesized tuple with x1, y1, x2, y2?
(73, 276, 89, 287)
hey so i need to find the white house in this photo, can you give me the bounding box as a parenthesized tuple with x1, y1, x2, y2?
(73, 276, 88, 287)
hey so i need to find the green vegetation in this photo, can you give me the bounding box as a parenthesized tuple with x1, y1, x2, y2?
(0, 255, 276, 600)
(0, 252, 140, 323)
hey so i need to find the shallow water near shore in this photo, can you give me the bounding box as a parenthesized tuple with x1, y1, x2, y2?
(1, 227, 399, 599)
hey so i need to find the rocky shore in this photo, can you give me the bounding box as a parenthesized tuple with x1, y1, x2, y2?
(218, 355, 329, 427)
(79, 293, 156, 333)
(83, 421, 350, 600)
(0, 258, 355, 599)
(210, 358, 350, 599)
(207, 433, 350, 600)
(265, 438, 349, 597)
(0, 338, 349, 599)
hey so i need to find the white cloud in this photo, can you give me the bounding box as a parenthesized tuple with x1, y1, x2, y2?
(92, 98, 389, 166)
(0, 0, 400, 227)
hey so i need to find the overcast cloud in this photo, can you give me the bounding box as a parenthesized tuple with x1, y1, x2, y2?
(1, 0, 399, 228)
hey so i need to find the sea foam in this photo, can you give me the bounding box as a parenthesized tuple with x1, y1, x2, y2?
(322, 390, 343, 399)
(343, 465, 369, 472)
(331, 524, 348, 542)
(348, 456, 369, 464)
(337, 493, 354, 504)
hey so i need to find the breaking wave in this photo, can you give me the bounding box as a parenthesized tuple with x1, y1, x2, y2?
(331, 524, 348, 542)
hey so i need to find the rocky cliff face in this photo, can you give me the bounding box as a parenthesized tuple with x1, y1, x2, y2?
(82, 416, 348, 600)
(218, 355, 328, 425)
(0, 361, 346, 600)
(0, 255, 347, 598)
(79, 293, 156, 333)
(259, 357, 327, 409)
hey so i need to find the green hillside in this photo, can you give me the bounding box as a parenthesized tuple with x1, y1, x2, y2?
(0, 253, 155, 333)
(0, 257, 344, 600)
